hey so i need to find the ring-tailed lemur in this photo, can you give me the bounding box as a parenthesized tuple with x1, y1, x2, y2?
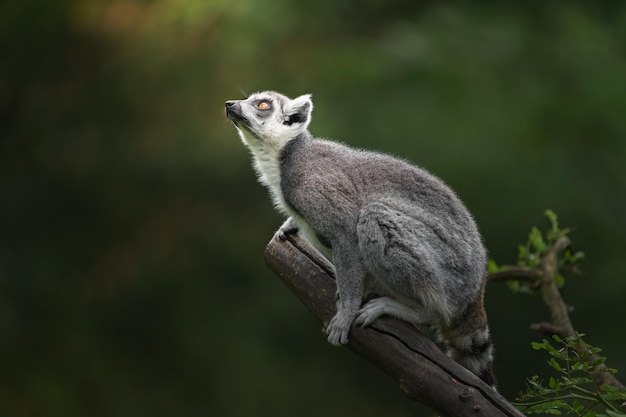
(225, 91, 496, 387)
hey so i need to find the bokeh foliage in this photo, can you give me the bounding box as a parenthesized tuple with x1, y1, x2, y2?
(1, 1, 625, 416)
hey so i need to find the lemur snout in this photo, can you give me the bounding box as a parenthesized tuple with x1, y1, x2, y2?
(225, 100, 243, 121)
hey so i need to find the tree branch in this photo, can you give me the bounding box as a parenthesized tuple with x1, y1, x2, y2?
(264, 231, 526, 417)
(487, 266, 542, 283)
(490, 235, 625, 391)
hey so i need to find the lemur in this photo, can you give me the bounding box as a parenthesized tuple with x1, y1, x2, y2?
(225, 91, 496, 387)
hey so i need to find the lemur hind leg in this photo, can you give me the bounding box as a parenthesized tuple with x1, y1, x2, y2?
(355, 201, 453, 325)
(355, 296, 435, 327)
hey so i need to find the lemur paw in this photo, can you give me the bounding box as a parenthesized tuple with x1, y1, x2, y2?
(354, 298, 387, 327)
(325, 313, 353, 346)
(277, 226, 298, 241)
(277, 219, 299, 240)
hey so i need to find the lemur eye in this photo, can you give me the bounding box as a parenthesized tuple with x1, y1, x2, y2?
(257, 101, 270, 110)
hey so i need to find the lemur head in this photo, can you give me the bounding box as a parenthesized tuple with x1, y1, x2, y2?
(225, 91, 313, 152)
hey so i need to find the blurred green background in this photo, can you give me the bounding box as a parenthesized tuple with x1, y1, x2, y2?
(1, 1, 625, 416)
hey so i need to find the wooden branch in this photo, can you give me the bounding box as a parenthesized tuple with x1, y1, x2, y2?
(537, 237, 576, 336)
(487, 266, 542, 283)
(264, 231, 526, 417)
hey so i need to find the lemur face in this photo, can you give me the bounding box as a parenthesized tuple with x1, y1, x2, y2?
(225, 91, 313, 148)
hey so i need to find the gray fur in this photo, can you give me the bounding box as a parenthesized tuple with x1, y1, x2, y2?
(225, 91, 496, 387)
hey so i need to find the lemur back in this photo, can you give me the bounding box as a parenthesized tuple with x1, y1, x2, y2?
(225, 91, 496, 387)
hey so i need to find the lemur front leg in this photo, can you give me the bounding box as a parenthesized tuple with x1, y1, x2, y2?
(277, 216, 334, 262)
(326, 237, 365, 346)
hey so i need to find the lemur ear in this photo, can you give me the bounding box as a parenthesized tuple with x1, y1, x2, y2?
(283, 94, 313, 126)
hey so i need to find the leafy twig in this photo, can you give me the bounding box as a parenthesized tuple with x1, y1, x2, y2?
(513, 334, 626, 415)
(489, 210, 625, 392)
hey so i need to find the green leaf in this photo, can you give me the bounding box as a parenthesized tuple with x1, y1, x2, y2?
(506, 279, 520, 292)
(529, 227, 547, 253)
(589, 346, 603, 355)
(600, 383, 626, 401)
(528, 378, 544, 390)
(548, 358, 563, 372)
(555, 272, 565, 288)
(568, 377, 592, 386)
(565, 249, 585, 264)
(542, 340, 559, 355)
(487, 259, 500, 273)
(587, 356, 607, 367)
(603, 391, 626, 401)
(545, 209, 558, 227)
(549, 376, 557, 389)
(518, 244, 529, 264)
(545, 209, 560, 240)
(532, 341, 547, 350)
(571, 399, 585, 414)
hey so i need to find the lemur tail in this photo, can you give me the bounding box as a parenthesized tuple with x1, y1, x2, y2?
(438, 295, 497, 388)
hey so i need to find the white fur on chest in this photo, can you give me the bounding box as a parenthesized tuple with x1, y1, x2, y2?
(237, 128, 290, 215)
(238, 127, 332, 259)
(253, 152, 289, 214)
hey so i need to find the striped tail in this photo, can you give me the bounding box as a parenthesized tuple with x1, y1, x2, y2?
(438, 296, 497, 388)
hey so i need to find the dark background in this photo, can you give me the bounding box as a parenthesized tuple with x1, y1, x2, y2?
(1, 1, 625, 415)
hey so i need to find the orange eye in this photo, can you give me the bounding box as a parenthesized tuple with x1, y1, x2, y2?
(257, 101, 270, 110)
